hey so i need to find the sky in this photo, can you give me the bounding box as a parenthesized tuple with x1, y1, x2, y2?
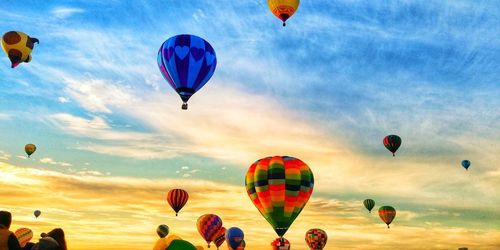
(0, 0, 499, 249)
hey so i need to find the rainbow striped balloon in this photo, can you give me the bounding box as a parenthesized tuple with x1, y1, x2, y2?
(245, 156, 314, 237)
(14, 228, 33, 247)
(196, 214, 222, 248)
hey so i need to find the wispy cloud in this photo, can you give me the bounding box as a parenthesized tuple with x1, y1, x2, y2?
(39, 157, 72, 167)
(51, 7, 84, 19)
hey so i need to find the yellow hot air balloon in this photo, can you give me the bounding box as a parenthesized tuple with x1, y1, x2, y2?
(2, 31, 39, 68)
(268, 0, 300, 27)
(25, 144, 37, 158)
(153, 235, 181, 250)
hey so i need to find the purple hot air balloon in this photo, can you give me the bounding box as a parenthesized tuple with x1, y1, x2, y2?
(157, 34, 217, 110)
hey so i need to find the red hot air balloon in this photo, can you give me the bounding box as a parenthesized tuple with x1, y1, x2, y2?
(167, 189, 189, 216)
(378, 206, 396, 228)
(213, 227, 226, 249)
(305, 228, 328, 250)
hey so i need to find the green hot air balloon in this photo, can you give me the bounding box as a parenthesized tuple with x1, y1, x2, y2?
(167, 239, 197, 250)
(363, 199, 375, 213)
(245, 156, 314, 237)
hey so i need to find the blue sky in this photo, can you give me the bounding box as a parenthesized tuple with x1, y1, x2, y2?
(0, 1, 499, 248)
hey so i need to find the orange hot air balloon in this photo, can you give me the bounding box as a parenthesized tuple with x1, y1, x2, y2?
(167, 189, 188, 216)
(268, 0, 300, 27)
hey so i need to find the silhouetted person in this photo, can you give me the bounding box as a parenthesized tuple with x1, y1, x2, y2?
(43, 229, 66, 250)
(0, 211, 22, 250)
(22, 242, 34, 250)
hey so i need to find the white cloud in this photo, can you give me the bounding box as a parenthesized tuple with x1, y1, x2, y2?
(51, 7, 84, 19)
(0, 113, 11, 120)
(0, 151, 11, 161)
(39, 157, 73, 167)
(58, 96, 70, 103)
(181, 166, 189, 170)
(182, 173, 191, 178)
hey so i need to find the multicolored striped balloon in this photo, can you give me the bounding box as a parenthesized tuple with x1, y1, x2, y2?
(197, 214, 222, 248)
(305, 228, 328, 250)
(157, 34, 217, 110)
(245, 156, 314, 237)
(14, 228, 33, 247)
(363, 199, 375, 213)
(213, 227, 226, 249)
(271, 237, 290, 250)
(167, 189, 189, 216)
(378, 206, 396, 228)
(383, 135, 401, 156)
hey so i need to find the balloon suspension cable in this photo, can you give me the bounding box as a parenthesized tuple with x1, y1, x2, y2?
(182, 103, 188, 110)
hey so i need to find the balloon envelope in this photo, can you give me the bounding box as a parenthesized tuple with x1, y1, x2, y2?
(156, 224, 169, 238)
(2, 31, 38, 68)
(197, 214, 222, 247)
(378, 206, 396, 228)
(305, 228, 328, 250)
(34, 210, 41, 218)
(213, 227, 226, 249)
(268, 0, 300, 26)
(245, 156, 314, 237)
(167, 189, 189, 216)
(225, 227, 244, 249)
(461, 160, 471, 170)
(363, 199, 375, 213)
(383, 135, 401, 156)
(25, 144, 36, 158)
(271, 237, 290, 250)
(14, 228, 33, 247)
(167, 239, 197, 250)
(157, 34, 217, 110)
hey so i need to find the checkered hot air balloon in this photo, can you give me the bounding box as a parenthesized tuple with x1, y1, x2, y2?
(305, 228, 328, 250)
(271, 237, 290, 250)
(378, 206, 396, 228)
(157, 34, 217, 110)
(245, 156, 314, 237)
(197, 214, 222, 248)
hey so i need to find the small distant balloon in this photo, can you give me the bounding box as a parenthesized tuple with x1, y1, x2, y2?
(167, 189, 189, 216)
(363, 199, 375, 213)
(271, 237, 290, 250)
(305, 228, 328, 250)
(157, 224, 169, 238)
(383, 135, 401, 156)
(461, 160, 471, 171)
(34, 210, 41, 218)
(268, 0, 300, 27)
(14, 228, 33, 248)
(2, 31, 39, 68)
(225, 227, 244, 249)
(25, 144, 36, 158)
(378, 206, 396, 228)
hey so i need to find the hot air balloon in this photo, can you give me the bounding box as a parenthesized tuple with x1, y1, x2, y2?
(34, 210, 41, 218)
(213, 227, 226, 249)
(157, 224, 169, 238)
(363, 199, 375, 213)
(15, 228, 33, 248)
(461, 160, 471, 171)
(245, 156, 314, 237)
(305, 228, 328, 250)
(2, 31, 39, 68)
(225, 227, 244, 250)
(268, 0, 300, 27)
(153, 235, 181, 250)
(383, 135, 401, 156)
(167, 189, 189, 216)
(157, 34, 217, 110)
(378, 206, 396, 228)
(25, 144, 36, 158)
(167, 239, 197, 250)
(195, 246, 205, 250)
(271, 237, 290, 250)
(197, 214, 222, 248)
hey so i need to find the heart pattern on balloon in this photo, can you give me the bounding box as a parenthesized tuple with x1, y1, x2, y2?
(190, 47, 205, 61)
(175, 46, 189, 60)
(205, 52, 216, 66)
